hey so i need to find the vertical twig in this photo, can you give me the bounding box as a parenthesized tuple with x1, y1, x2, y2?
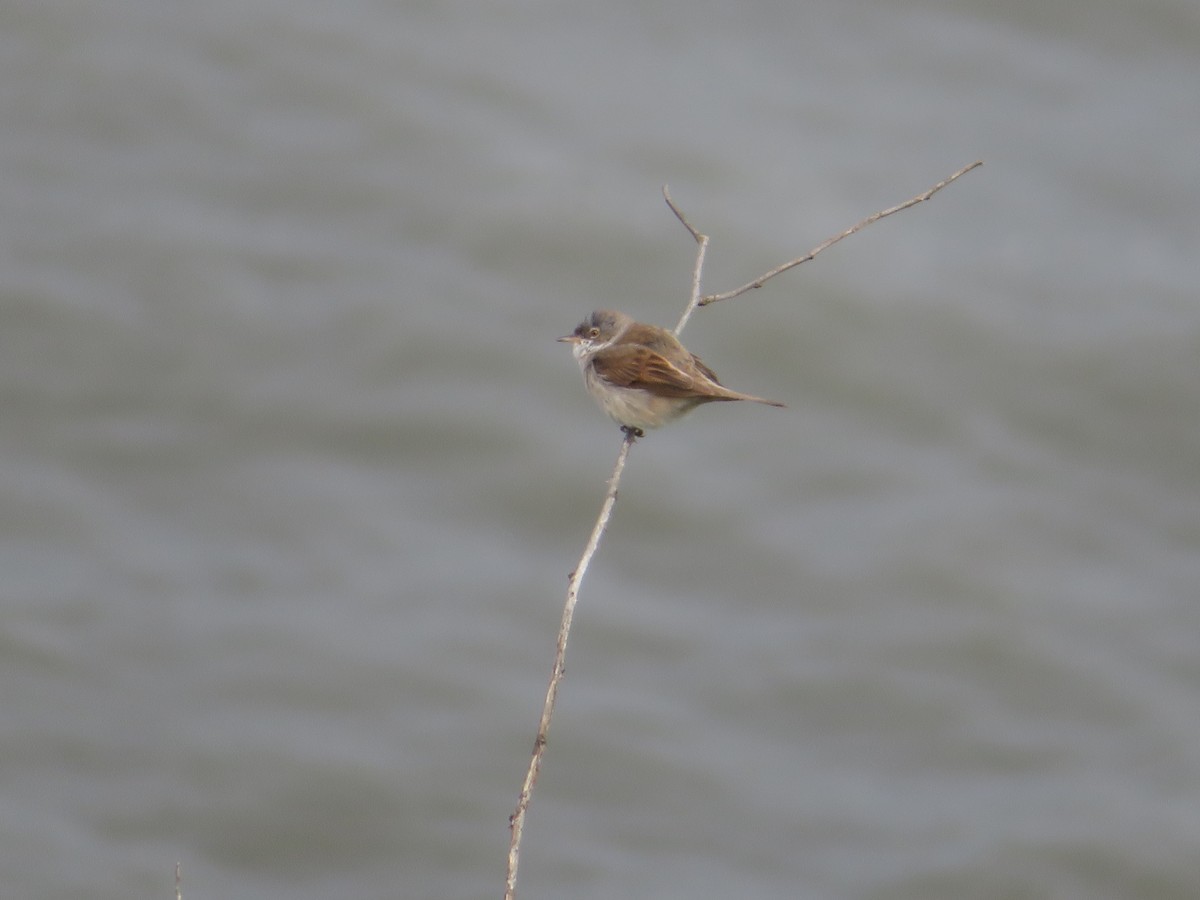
(506, 431, 636, 900)
(505, 161, 981, 899)
(663, 185, 709, 335)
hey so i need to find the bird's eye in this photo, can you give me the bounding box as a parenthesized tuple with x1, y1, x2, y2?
(589, 327, 600, 338)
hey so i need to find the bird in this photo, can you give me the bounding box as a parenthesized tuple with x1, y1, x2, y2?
(558, 309, 784, 436)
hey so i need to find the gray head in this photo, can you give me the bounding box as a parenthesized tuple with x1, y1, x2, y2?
(557, 309, 633, 352)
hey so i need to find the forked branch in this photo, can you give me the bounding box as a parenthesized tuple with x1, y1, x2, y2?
(505, 161, 981, 900)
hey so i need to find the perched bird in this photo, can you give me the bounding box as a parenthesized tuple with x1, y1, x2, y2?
(559, 309, 784, 435)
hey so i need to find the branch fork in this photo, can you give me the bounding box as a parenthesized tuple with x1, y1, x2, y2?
(505, 161, 982, 900)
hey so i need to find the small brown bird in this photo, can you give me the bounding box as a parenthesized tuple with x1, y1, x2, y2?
(558, 309, 784, 435)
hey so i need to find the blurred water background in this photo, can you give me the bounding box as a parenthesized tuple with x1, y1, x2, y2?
(2, 1, 1198, 898)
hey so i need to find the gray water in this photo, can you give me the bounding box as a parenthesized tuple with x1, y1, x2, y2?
(2, 1, 1198, 898)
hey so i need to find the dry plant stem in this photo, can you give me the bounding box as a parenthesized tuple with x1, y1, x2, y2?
(505, 431, 636, 900)
(700, 160, 984, 306)
(662, 185, 709, 335)
(504, 159, 981, 899)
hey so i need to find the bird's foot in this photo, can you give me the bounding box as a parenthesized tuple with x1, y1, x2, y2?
(620, 425, 644, 440)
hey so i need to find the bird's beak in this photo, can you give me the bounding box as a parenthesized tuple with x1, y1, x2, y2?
(557, 333, 580, 343)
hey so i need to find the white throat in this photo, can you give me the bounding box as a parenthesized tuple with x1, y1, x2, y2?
(572, 339, 605, 363)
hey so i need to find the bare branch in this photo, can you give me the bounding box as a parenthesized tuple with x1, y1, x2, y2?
(506, 430, 636, 900)
(505, 160, 981, 899)
(662, 184, 704, 244)
(663, 186, 711, 335)
(700, 160, 983, 306)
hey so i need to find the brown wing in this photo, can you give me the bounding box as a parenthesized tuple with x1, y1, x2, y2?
(628, 324, 725, 386)
(591, 344, 718, 398)
(688, 353, 723, 386)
